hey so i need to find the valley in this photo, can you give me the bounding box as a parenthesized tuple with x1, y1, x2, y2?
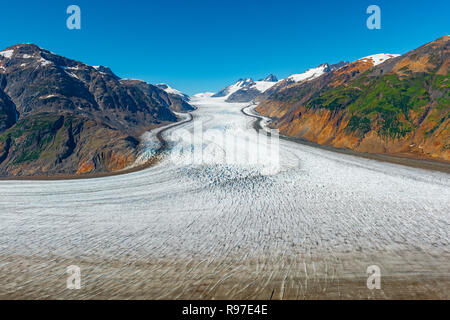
(0, 95, 448, 299)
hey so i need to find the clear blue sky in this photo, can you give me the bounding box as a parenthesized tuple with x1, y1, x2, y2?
(1, 0, 449, 95)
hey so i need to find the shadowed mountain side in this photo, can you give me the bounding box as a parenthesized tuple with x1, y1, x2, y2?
(0, 44, 194, 177)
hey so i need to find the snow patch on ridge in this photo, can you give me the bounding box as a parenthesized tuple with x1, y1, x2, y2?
(358, 53, 400, 66)
(0, 50, 14, 59)
(224, 78, 253, 97)
(250, 80, 279, 93)
(214, 77, 280, 99)
(157, 83, 188, 98)
(287, 65, 327, 82)
(38, 57, 52, 67)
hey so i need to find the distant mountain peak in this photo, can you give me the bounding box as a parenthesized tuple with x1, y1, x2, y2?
(214, 75, 281, 102)
(212, 78, 254, 98)
(236, 78, 253, 85)
(2, 43, 41, 54)
(327, 61, 349, 71)
(260, 74, 278, 82)
(156, 83, 190, 100)
(0, 44, 125, 81)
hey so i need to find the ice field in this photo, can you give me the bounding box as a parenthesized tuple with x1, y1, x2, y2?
(0, 96, 449, 299)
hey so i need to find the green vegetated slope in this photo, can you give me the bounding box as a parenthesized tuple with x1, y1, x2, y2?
(310, 69, 448, 141)
(0, 112, 140, 176)
(257, 35, 449, 161)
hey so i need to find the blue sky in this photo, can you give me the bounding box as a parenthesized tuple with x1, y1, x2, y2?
(0, 0, 449, 95)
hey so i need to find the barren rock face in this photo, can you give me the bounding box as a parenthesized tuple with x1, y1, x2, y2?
(0, 90, 16, 133)
(257, 36, 449, 162)
(0, 44, 194, 177)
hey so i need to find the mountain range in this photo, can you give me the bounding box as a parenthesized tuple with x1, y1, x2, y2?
(0, 36, 448, 178)
(0, 44, 193, 176)
(255, 36, 449, 162)
(212, 75, 279, 102)
(213, 62, 349, 103)
(207, 36, 448, 162)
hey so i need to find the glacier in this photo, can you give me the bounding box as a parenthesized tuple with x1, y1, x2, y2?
(0, 95, 448, 299)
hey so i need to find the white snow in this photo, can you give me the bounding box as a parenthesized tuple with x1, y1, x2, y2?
(65, 71, 81, 80)
(192, 92, 214, 99)
(92, 65, 109, 75)
(135, 112, 192, 165)
(250, 80, 279, 93)
(157, 83, 187, 98)
(227, 78, 252, 95)
(287, 65, 327, 82)
(358, 53, 400, 66)
(59, 66, 86, 81)
(38, 57, 52, 67)
(218, 78, 253, 98)
(0, 50, 14, 59)
(215, 77, 280, 99)
(39, 94, 58, 99)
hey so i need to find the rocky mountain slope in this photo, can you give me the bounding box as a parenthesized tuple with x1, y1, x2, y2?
(0, 44, 194, 177)
(155, 83, 194, 112)
(256, 36, 449, 162)
(156, 83, 190, 100)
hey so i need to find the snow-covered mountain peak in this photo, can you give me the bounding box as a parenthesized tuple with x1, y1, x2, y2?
(212, 78, 254, 98)
(156, 83, 189, 100)
(0, 44, 56, 69)
(260, 74, 278, 82)
(212, 74, 281, 102)
(0, 44, 121, 77)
